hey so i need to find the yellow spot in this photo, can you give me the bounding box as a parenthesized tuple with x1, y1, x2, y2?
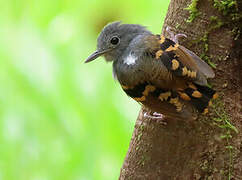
(143, 85, 156, 96)
(134, 96, 146, 102)
(169, 97, 183, 112)
(176, 105, 183, 112)
(169, 97, 179, 104)
(203, 108, 209, 114)
(182, 67, 188, 76)
(171, 59, 179, 70)
(188, 83, 197, 90)
(179, 92, 191, 101)
(191, 71, 197, 78)
(187, 71, 196, 78)
(155, 50, 163, 59)
(213, 93, 218, 99)
(159, 91, 171, 101)
(165, 44, 179, 52)
(192, 90, 202, 98)
(159, 35, 165, 44)
(182, 68, 196, 78)
(208, 100, 212, 106)
(187, 70, 191, 77)
(121, 85, 131, 90)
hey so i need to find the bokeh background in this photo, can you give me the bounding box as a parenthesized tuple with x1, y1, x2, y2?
(0, 0, 169, 179)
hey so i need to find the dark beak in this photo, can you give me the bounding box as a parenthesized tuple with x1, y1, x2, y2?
(84, 49, 110, 63)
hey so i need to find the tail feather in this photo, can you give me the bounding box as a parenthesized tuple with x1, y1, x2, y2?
(179, 83, 218, 113)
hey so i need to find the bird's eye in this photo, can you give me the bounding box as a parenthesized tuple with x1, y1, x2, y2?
(110, 36, 120, 45)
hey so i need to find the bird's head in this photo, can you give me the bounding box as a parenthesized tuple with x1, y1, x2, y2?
(85, 21, 151, 63)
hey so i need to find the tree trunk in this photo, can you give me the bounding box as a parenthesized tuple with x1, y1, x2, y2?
(119, 0, 242, 179)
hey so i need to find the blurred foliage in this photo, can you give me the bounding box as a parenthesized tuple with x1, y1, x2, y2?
(0, 0, 169, 179)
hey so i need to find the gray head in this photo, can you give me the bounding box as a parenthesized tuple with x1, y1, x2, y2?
(85, 21, 151, 63)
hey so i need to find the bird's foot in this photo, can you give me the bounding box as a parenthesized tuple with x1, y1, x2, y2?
(144, 112, 163, 119)
(166, 26, 187, 44)
(144, 112, 167, 125)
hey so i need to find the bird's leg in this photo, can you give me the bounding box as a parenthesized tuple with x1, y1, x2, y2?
(166, 26, 187, 44)
(144, 111, 163, 119)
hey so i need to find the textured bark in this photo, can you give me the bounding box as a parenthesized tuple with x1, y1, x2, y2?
(119, 0, 242, 179)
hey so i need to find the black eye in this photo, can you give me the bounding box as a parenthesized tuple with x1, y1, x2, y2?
(110, 36, 120, 45)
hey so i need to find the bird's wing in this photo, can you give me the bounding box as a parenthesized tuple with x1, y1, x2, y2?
(178, 46, 215, 78)
(119, 34, 217, 115)
(151, 35, 215, 85)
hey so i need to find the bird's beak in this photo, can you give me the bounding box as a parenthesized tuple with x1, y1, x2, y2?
(84, 49, 110, 63)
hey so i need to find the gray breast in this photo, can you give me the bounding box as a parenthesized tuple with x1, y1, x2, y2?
(113, 51, 146, 86)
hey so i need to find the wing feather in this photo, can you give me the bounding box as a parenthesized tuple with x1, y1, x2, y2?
(154, 35, 214, 85)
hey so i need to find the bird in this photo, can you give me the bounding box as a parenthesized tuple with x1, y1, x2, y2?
(84, 21, 218, 119)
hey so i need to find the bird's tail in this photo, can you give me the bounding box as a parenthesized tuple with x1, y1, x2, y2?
(178, 83, 218, 114)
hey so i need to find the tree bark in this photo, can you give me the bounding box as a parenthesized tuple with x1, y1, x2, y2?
(119, 0, 242, 179)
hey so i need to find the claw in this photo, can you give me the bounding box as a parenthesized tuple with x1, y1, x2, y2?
(144, 112, 167, 125)
(166, 26, 187, 44)
(166, 26, 175, 42)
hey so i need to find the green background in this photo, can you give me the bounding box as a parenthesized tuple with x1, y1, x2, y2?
(0, 0, 169, 179)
